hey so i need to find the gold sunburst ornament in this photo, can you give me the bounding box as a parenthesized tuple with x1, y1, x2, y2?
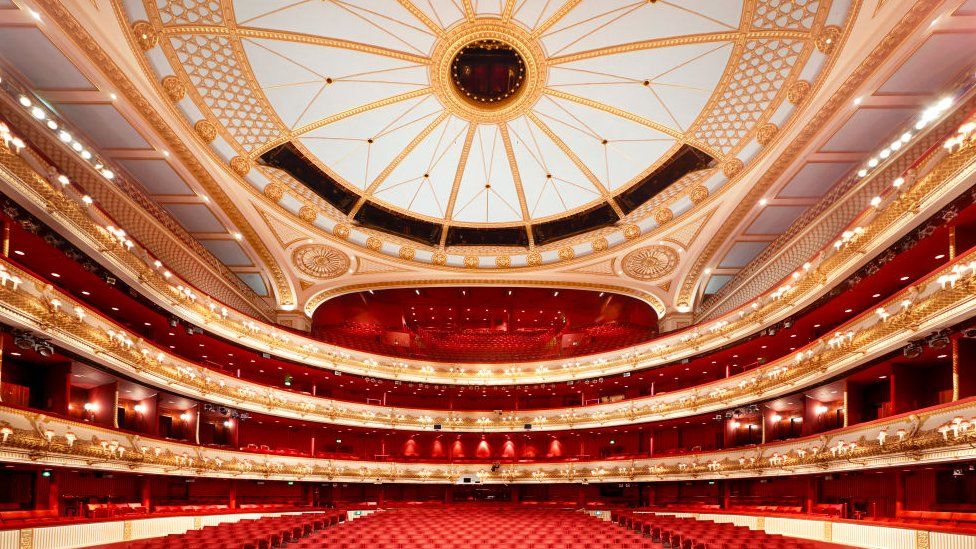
(622, 246, 680, 281)
(430, 20, 546, 124)
(292, 245, 350, 279)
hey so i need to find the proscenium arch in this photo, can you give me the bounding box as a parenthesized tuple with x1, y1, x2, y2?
(302, 279, 668, 320)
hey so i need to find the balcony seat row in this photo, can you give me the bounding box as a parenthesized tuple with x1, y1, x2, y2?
(612, 511, 852, 549)
(90, 510, 345, 549)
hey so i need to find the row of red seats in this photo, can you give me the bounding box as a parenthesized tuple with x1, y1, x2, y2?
(611, 511, 852, 549)
(90, 510, 345, 549)
(86, 503, 148, 519)
(292, 508, 654, 549)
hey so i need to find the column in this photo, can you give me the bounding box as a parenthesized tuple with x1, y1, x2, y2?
(805, 477, 816, 514)
(140, 477, 152, 510)
(953, 337, 960, 402)
(228, 479, 238, 509)
(895, 471, 905, 516)
(47, 471, 59, 513)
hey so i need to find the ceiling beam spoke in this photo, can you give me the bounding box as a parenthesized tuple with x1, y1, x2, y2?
(159, 25, 430, 64)
(531, 0, 582, 37)
(499, 123, 532, 227)
(396, 0, 446, 37)
(501, 0, 517, 21)
(248, 88, 433, 159)
(350, 111, 451, 217)
(526, 112, 623, 218)
(548, 29, 810, 65)
(461, 0, 476, 20)
(543, 89, 722, 160)
(443, 123, 478, 224)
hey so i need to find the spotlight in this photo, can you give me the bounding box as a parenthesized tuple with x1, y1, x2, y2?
(962, 327, 976, 339)
(104, 276, 116, 286)
(169, 317, 180, 328)
(284, 375, 293, 387)
(928, 330, 950, 349)
(13, 331, 34, 350)
(35, 341, 54, 357)
(903, 342, 923, 359)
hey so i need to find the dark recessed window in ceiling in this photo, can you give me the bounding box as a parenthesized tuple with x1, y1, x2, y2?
(615, 144, 715, 215)
(354, 201, 443, 246)
(446, 225, 529, 247)
(259, 141, 715, 247)
(258, 142, 359, 214)
(531, 202, 619, 246)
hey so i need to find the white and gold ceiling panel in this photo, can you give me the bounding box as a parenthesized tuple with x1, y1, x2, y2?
(540, 1, 744, 58)
(116, 0, 850, 272)
(241, 38, 430, 130)
(297, 94, 444, 192)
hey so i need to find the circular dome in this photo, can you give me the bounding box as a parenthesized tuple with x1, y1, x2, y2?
(138, 1, 836, 249)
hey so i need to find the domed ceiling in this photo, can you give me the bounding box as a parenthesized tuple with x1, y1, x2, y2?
(128, 0, 847, 255)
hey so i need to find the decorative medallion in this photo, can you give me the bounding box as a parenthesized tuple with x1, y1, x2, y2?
(722, 158, 744, 179)
(332, 223, 350, 240)
(451, 40, 525, 107)
(558, 247, 575, 261)
(689, 185, 709, 205)
(366, 237, 383, 251)
(160, 76, 185, 102)
(131, 21, 158, 51)
(756, 123, 779, 146)
(291, 244, 350, 279)
(193, 120, 217, 143)
(429, 20, 546, 123)
(591, 238, 608, 252)
(495, 255, 511, 268)
(623, 225, 641, 240)
(298, 205, 318, 223)
(654, 208, 674, 225)
(816, 26, 842, 54)
(787, 80, 811, 105)
(398, 246, 416, 260)
(229, 156, 251, 177)
(463, 255, 479, 268)
(431, 252, 447, 266)
(622, 245, 680, 281)
(263, 182, 285, 202)
(526, 251, 543, 266)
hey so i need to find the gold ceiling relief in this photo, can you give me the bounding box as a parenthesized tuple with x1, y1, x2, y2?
(193, 119, 217, 143)
(354, 257, 413, 276)
(654, 208, 674, 225)
(262, 182, 285, 202)
(756, 123, 779, 146)
(688, 185, 709, 205)
(291, 244, 351, 280)
(229, 156, 251, 177)
(112, 0, 851, 271)
(160, 76, 186, 102)
(622, 246, 681, 281)
(131, 20, 158, 50)
(816, 25, 842, 53)
(256, 208, 310, 250)
(399, 247, 416, 261)
(723, 158, 745, 179)
(787, 80, 812, 104)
